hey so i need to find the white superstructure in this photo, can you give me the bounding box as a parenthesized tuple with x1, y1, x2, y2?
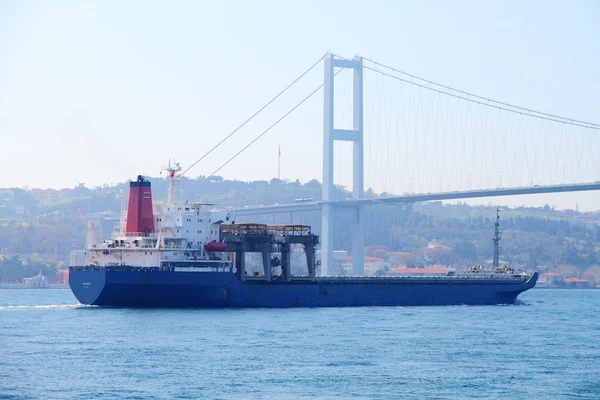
(84, 161, 235, 271)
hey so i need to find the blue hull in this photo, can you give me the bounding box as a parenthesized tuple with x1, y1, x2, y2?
(69, 268, 538, 307)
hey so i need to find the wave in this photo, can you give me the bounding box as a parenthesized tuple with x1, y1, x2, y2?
(0, 304, 91, 310)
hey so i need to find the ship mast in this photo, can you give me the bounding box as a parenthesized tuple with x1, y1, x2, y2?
(493, 208, 501, 268)
(163, 159, 182, 204)
(117, 189, 125, 235)
(86, 220, 97, 249)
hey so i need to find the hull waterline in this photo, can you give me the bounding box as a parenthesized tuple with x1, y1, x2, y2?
(69, 268, 538, 308)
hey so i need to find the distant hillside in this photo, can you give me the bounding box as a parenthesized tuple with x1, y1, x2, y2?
(2, 176, 600, 281)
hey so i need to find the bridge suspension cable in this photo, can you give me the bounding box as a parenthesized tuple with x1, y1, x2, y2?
(360, 55, 600, 195)
(207, 68, 344, 178)
(363, 58, 600, 130)
(180, 54, 326, 177)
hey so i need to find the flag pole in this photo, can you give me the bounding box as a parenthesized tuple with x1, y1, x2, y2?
(277, 145, 281, 180)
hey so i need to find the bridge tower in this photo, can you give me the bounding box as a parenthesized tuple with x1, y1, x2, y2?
(322, 53, 364, 276)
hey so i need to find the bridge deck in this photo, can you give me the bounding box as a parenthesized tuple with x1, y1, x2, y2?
(231, 182, 600, 215)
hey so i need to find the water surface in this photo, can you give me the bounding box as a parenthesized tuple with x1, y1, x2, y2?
(1, 289, 599, 399)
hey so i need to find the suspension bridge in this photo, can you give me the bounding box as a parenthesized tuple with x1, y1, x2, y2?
(182, 53, 600, 276)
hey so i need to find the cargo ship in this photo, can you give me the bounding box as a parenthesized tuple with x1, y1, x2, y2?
(69, 161, 538, 307)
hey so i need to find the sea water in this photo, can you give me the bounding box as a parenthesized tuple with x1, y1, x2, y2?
(1, 289, 599, 399)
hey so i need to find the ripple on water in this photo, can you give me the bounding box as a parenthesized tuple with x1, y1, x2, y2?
(1, 289, 599, 399)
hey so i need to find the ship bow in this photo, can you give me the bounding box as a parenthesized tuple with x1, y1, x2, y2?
(69, 268, 106, 305)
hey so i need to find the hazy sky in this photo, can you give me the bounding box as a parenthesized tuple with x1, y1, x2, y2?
(1, 1, 599, 209)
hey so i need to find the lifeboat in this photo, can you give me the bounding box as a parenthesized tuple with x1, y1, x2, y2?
(204, 240, 227, 252)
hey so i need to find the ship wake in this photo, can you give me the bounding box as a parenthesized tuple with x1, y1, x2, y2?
(0, 304, 94, 310)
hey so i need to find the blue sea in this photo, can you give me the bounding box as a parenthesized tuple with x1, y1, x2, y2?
(1, 289, 599, 400)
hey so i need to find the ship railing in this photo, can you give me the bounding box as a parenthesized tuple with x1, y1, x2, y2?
(219, 224, 268, 236)
(320, 274, 529, 282)
(89, 243, 158, 250)
(219, 223, 312, 236)
(122, 232, 158, 238)
(461, 270, 529, 277)
(268, 225, 312, 236)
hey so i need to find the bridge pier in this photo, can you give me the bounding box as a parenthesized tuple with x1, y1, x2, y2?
(322, 53, 364, 275)
(321, 204, 334, 275)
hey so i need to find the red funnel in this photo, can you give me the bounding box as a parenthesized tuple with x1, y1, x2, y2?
(125, 175, 155, 236)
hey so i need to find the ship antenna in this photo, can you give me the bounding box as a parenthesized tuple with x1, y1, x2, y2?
(163, 159, 182, 204)
(493, 208, 501, 268)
